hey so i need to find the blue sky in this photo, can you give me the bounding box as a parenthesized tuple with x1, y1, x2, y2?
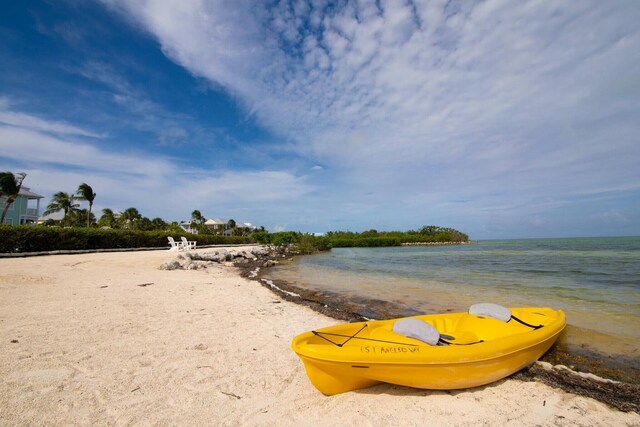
(1, 0, 639, 239)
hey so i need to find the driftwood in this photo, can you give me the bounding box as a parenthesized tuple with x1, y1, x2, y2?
(220, 391, 241, 399)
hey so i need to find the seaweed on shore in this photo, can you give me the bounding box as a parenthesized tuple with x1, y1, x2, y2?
(513, 364, 640, 413)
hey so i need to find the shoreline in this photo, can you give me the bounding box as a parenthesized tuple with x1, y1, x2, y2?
(400, 241, 476, 246)
(234, 250, 640, 412)
(1, 248, 639, 425)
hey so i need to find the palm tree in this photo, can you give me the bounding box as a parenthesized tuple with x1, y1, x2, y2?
(191, 210, 204, 224)
(76, 183, 96, 227)
(0, 171, 27, 224)
(226, 219, 237, 236)
(119, 207, 142, 230)
(98, 208, 119, 228)
(67, 209, 96, 228)
(190, 209, 205, 233)
(44, 192, 79, 226)
(151, 217, 167, 230)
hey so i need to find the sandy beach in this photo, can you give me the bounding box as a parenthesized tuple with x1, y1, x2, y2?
(1, 248, 638, 426)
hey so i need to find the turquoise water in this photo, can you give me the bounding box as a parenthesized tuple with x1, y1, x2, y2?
(268, 237, 640, 356)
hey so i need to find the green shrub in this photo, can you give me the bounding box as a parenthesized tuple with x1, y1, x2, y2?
(271, 231, 300, 247)
(291, 234, 327, 254)
(0, 225, 253, 253)
(251, 230, 271, 244)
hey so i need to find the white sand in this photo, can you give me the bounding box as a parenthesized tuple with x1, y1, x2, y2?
(1, 248, 638, 426)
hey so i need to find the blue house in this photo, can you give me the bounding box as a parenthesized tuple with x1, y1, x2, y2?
(0, 187, 44, 225)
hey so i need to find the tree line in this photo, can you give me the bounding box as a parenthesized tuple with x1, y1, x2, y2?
(41, 184, 246, 234)
(0, 171, 258, 235)
(3, 171, 469, 248)
(325, 226, 470, 244)
(1, 172, 180, 232)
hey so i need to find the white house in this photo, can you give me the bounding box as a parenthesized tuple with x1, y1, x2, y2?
(203, 218, 227, 232)
(178, 221, 198, 234)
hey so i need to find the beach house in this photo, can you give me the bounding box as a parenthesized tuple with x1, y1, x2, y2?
(0, 187, 44, 225)
(203, 218, 227, 232)
(178, 220, 198, 234)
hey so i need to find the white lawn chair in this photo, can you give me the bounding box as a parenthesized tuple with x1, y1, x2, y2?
(167, 236, 184, 251)
(181, 236, 197, 251)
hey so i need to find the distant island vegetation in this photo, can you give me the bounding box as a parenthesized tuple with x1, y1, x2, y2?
(254, 227, 470, 253)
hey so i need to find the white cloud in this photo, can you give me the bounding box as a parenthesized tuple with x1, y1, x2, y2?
(102, 2, 637, 159)
(0, 124, 167, 175)
(0, 102, 102, 138)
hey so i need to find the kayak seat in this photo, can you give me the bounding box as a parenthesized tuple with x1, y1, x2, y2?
(392, 318, 440, 345)
(470, 303, 544, 330)
(469, 303, 511, 322)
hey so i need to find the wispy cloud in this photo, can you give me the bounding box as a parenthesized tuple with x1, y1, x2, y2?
(66, 60, 198, 144)
(594, 209, 630, 225)
(101, 1, 639, 192)
(157, 126, 188, 146)
(0, 97, 103, 138)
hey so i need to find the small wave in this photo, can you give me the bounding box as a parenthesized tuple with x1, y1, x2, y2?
(261, 278, 300, 298)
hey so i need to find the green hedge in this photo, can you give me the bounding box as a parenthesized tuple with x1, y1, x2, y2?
(0, 225, 253, 253)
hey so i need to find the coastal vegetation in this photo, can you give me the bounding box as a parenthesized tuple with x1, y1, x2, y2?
(327, 226, 469, 247)
(3, 173, 468, 253)
(0, 224, 468, 254)
(252, 226, 469, 254)
(43, 191, 80, 225)
(43, 183, 98, 228)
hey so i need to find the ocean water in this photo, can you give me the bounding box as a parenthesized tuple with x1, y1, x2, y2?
(268, 237, 640, 357)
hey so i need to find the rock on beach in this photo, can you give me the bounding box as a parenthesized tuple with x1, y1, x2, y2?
(159, 246, 271, 270)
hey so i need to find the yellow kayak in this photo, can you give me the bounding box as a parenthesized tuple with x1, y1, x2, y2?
(291, 304, 565, 395)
